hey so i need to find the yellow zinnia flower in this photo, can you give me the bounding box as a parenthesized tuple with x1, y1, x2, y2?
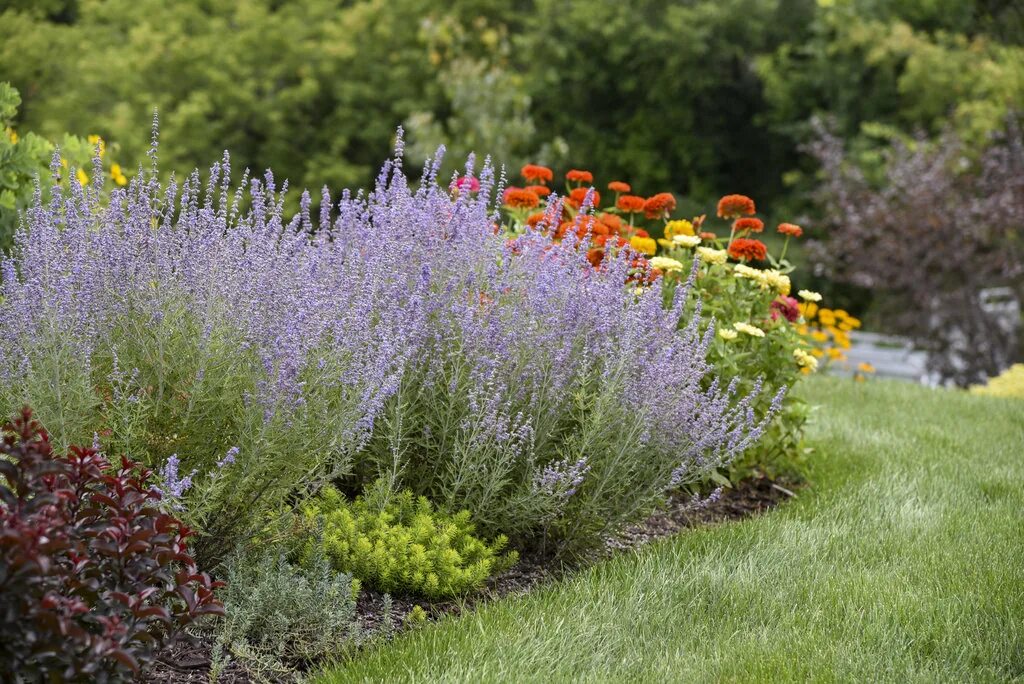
(650, 256, 684, 272)
(733, 322, 765, 338)
(671, 234, 701, 248)
(718, 329, 738, 341)
(696, 246, 727, 265)
(664, 219, 695, 239)
(630, 236, 657, 256)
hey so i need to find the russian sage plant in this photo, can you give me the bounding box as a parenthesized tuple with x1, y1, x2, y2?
(0, 127, 780, 559)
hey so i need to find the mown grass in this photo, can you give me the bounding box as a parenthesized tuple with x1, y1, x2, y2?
(316, 377, 1024, 683)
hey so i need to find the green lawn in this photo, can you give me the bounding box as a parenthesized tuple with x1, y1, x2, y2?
(317, 377, 1024, 683)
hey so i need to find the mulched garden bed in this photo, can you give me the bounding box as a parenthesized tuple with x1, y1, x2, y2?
(145, 476, 793, 683)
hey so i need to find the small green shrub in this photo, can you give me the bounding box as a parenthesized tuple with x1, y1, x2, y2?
(212, 546, 371, 682)
(970, 364, 1024, 400)
(295, 484, 518, 599)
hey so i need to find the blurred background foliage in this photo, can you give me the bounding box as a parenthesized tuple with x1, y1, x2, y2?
(1, 0, 1022, 364)
(2, 0, 1020, 203)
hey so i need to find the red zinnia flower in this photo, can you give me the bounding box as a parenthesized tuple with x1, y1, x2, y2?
(566, 169, 594, 184)
(728, 238, 768, 262)
(717, 194, 756, 219)
(567, 187, 600, 209)
(733, 217, 764, 233)
(521, 164, 554, 184)
(777, 222, 803, 237)
(633, 228, 650, 238)
(586, 247, 606, 268)
(607, 180, 631, 193)
(770, 296, 800, 323)
(699, 231, 717, 240)
(526, 185, 551, 198)
(643, 192, 677, 219)
(617, 195, 646, 213)
(504, 188, 541, 209)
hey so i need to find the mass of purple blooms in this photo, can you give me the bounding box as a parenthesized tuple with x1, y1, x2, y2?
(0, 125, 781, 555)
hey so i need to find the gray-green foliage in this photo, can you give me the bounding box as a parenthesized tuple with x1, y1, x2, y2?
(212, 546, 377, 682)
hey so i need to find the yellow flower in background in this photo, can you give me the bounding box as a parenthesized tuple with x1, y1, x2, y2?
(111, 163, 128, 186)
(818, 309, 836, 327)
(5, 127, 17, 144)
(810, 348, 825, 358)
(810, 330, 828, 343)
(718, 328, 738, 340)
(696, 246, 727, 265)
(857, 362, 876, 374)
(76, 168, 89, 186)
(664, 219, 695, 239)
(733, 322, 765, 337)
(826, 348, 844, 360)
(799, 301, 819, 320)
(87, 134, 105, 157)
(650, 256, 684, 272)
(60, 157, 68, 169)
(793, 348, 819, 372)
(798, 289, 822, 302)
(630, 236, 657, 256)
(671, 234, 701, 248)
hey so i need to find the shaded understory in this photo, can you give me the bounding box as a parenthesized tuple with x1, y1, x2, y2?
(316, 376, 1024, 683)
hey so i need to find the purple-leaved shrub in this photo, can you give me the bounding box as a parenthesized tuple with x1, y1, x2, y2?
(0, 125, 780, 559)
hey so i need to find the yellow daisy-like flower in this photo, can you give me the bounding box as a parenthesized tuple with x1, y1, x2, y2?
(696, 246, 727, 265)
(630, 236, 657, 256)
(671, 234, 701, 248)
(650, 256, 684, 272)
(76, 168, 89, 186)
(798, 289, 822, 302)
(810, 330, 828, 343)
(5, 127, 17, 144)
(826, 348, 844, 360)
(733, 264, 768, 286)
(664, 219, 695, 239)
(858, 362, 876, 374)
(718, 328, 738, 340)
(87, 134, 105, 157)
(733, 322, 765, 337)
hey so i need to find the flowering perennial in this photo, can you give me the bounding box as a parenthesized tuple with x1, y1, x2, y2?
(0, 136, 776, 556)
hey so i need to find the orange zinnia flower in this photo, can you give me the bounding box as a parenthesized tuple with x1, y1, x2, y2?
(566, 169, 594, 184)
(597, 213, 624, 234)
(699, 231, 717, 240)
(526, 212, 546, 228)
(567, 187, 600, 209)
(643, 192, 677, 219)
(633, 228, 650, 238)
(733, 217, 764, 233)
(521, 164, 554, 184)
(526, 185, 551, 198)
(504, 188, 541, 209)
(586, 247, 606, 268)
(728, 238, 768, 262)
(617, 195, 646, 213)
(717, 194, 756, 219)
(607, 180, 631, 193)
(777, 222, 803, 237)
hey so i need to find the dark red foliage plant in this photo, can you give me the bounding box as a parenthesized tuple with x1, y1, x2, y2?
(0, 407, 224, 682)
(805, 116, 1024, 385)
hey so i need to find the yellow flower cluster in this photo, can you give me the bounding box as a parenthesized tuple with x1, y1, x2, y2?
(798, 303, 861, 363)
(696, 246, 727, 265)
(969, 364, 1024, 399)
(793, 348, 819, 373)
(733, 322, 765, 337)
(733, 264, 790, 296)
(110, 163, 128, 186)
(650, 256, 684, 272)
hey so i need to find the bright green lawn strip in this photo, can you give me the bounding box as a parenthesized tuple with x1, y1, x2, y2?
(315, 377, 1024, 683)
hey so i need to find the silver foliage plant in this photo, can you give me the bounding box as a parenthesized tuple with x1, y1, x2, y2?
(0, 124, 781, 559)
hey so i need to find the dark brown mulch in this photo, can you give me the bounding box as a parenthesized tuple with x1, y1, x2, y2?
(143, 476, 794, 683)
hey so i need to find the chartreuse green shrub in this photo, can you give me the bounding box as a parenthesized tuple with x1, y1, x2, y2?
(970, 364, 1024, 400)
(294, 484, 517, 599)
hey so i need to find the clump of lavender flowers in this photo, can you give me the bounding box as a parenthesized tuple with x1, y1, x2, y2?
(0, 125, 780, 559)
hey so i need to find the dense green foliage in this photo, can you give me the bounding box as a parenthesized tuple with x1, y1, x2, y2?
(294, 485, 517, 599)
(2, 0, 1020, 208)
(316, 376, 1024, 682)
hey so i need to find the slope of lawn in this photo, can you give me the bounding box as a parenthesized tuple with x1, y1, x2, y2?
(317, 377, 1024, 683)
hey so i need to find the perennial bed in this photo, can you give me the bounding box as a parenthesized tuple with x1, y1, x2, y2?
(143, 476, 791, 683)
